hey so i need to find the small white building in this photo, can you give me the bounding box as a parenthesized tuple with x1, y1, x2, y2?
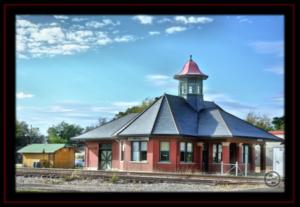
(255, 131, 284, 176)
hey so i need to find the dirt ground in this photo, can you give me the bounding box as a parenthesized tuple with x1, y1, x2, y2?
(16, 176, 284, 192)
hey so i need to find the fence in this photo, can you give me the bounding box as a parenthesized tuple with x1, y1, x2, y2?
(209, 161, 249, 176)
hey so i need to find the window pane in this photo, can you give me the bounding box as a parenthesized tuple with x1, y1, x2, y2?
(133, 142, 139, 152)
(141, 142, 147, 151)
(141, 151, 147, 161)
(180, 142, 185, 151)
(133, 151, 139, 161)
(218, 144, 222, 152)
(180, 151, 185, 162)
(160, 142, 170, 151)
(186, 152, 193, 162)
(132, 142, 139, 161)
(187, 143, 193, 152)
(160, 151, 169, 161)
(101, 144, 112, 150)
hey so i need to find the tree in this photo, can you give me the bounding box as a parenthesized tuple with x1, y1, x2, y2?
(16, 120, 45, 148)
(114, 97, 157, 119)
(245, 112, 274, 131)
(47, 121, 84, 144)
(272, 116, 284, 130)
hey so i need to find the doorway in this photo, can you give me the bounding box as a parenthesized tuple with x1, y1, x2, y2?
(202, 143, 209, 172)
(230, 143, 237, 164)
(99, 144, 112, 170)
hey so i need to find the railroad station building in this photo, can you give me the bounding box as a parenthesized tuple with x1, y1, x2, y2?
(72, 56, 280, 174)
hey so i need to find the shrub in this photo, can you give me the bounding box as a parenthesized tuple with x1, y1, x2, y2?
(111, 174, 119, 183)
(63, 171, 80, 181)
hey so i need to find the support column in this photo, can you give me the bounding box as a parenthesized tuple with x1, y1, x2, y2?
(250, 144, 256, 173)
(236, 143, 243, 164)
(260, 143, 266, 173)
(197, 142, 203, 172)
(222, 142, 230, 173)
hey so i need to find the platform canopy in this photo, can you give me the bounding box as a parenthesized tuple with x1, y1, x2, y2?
(71, 94, 281, 141)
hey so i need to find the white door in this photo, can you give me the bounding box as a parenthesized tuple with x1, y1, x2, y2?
(273, 147, 284, 177)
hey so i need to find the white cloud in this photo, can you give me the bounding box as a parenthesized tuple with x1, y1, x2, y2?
(236, 16, 253, 24)
(16, 92, 34, 99)
(174, 16, 213, 24)
(273, 96, 284, 104)
(157, 18, 172, 23)
(250, 41, 284, 57)
(264, 66, 284, 75)
(54, 15, 69, 20)
(50, 106, 74, 112)
(71, 17, 88, 22)
(97, 36, 113, 45)
(113, 101, 140, 108)
(114, 35, 135, 43)
(146, 74, 169, 81)
(30, 27, 65, 44)
(17, 19, 37, 27)
(66, 30, 93, 42)
(148, 31, 160, 36)
(16, 17, 137, 58)
(85, 21, 104, 28)
(85, 19, 119, 28)
(132, 15, 153, 24)
(145, 74, 176, 87)
(165, 26, 187, 34)
(61, 44, 90, 55)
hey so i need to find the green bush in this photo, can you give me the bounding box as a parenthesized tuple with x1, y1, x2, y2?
(111, 174, 119, 183)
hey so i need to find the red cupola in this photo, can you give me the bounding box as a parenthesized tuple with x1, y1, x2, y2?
(174, 55, 209, 111)
(174, 55, 208, 79)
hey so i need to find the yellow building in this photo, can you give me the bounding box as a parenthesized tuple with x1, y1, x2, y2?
(17, 144, 75, 168)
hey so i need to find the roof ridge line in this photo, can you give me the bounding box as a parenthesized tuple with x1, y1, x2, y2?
(164, 94, 180, 134)
(111, 113, 139, 137)
(215, 108, 233, 137)
(150, 96, 166, 135)
(115, 96, 164, 136)
(218, 108, 281, 140)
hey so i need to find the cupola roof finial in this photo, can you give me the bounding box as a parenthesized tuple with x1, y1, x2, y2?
(190, 54, 192, 61)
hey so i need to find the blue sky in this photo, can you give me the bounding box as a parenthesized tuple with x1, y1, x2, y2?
(16, 15, 284, 135)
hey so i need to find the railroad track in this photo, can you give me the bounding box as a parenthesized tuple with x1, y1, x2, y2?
(16, 167, 267, 185)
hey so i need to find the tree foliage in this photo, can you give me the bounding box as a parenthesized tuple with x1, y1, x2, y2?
(245, 112, 274, 131)
(16, 120, 45, 148)
(114, 97, 157, 119)
(47, 121, 84, 144)
(272, 116, 284, 130)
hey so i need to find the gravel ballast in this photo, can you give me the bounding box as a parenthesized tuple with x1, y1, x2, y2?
(16, 176, 284, 192)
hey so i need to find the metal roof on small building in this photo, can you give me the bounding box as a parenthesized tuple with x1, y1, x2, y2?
(17, 144, 66, 154)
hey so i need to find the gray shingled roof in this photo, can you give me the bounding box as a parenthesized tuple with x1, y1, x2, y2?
(72, 94, 280, 141)
(117, 94, 280, 141)
(71, 113, 138, 140)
